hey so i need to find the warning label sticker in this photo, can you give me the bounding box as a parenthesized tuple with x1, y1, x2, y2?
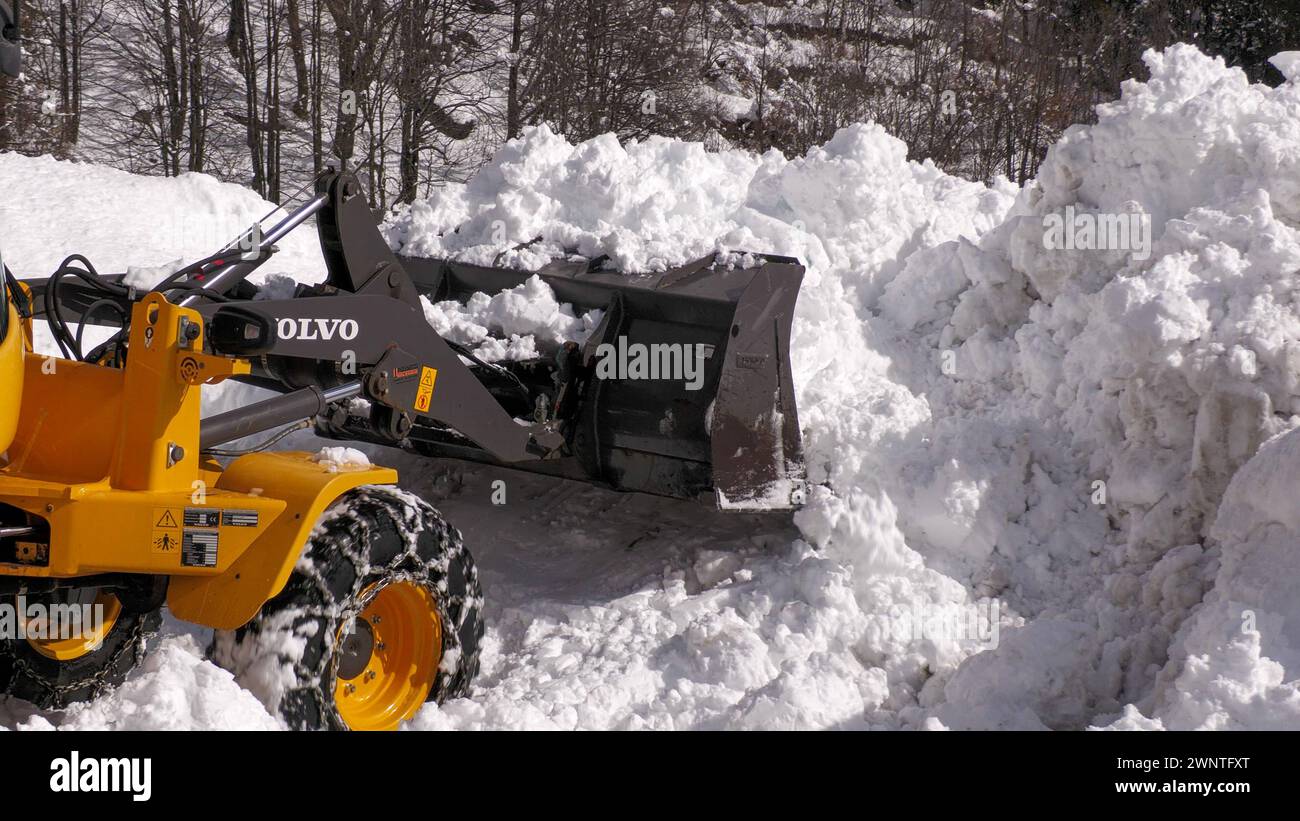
(184, 508, 221, 528)
(182, 530, 219, 567)
(221, 509, 259, 528)
(414, 366, 438, 413)
(152, 530, 182, 554)
(152, 508, 182, 555)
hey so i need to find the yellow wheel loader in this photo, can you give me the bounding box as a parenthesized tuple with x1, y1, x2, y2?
(0, 2, 803, 729)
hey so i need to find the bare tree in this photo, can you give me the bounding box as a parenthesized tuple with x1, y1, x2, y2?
(88, 0, 222, 175)
(325, 0, 395, 169)
(285, 0, 311, 116)
(392, 0, 494, 203)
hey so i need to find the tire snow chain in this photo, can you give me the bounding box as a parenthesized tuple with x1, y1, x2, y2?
(0, 611, 158, 708)
(277, 488, 472, 724)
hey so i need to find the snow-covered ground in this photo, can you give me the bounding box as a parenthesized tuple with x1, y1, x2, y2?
(3, 44, 1300, 730)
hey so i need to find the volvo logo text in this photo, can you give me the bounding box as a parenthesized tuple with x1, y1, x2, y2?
(276, 318, 359, 341)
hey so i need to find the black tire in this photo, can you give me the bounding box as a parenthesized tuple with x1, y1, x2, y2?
(0, 597, 160, 709)
(212, 485, 483, 730)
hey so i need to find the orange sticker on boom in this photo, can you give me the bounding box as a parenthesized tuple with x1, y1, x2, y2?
(414, 367, 438, 413)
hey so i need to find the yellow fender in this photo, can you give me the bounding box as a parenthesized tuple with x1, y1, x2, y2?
(167, 451, 397, 630)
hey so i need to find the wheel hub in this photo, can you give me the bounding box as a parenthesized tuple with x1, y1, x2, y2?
(336, 617, 375, 681)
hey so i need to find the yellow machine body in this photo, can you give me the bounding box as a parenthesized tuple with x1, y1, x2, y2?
(0, 302, 24, 455)
(0, 294, 397, 629)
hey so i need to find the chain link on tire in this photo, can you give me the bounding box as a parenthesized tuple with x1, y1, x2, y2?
(0, 601, 160, 709)
(211, 485, 484, 730)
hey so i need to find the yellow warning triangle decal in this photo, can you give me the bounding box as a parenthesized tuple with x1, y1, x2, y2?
(420, 369, 435, 387)
(156, 510, 179, 528)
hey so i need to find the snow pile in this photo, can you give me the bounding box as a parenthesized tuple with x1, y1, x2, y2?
(816, 44, 1300, 730)
(1146, 429, 1300, 729)
(384, 129, 768, 273)
(421, 275, 603, 362)
(408, 540, 880, 730)
(905, 44, 1300, 730)
(10, 636, 280, 731)
(0, 154, 324, 285)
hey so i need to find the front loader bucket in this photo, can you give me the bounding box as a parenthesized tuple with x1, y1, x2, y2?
(399, 252, 806, 510)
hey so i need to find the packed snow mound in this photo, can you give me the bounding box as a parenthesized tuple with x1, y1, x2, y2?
(384, 120, 1014, 288)
(0, 153, 325, 285)
(895, 44, 1300, 728)
(385, 127, 763, 272)
(1136, 428, 1300, 729)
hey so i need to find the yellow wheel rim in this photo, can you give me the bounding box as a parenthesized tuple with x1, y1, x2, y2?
(333, 580, 443, 731)
(26, 593, 123, 661)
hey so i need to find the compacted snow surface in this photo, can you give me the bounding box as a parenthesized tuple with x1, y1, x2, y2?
(3, 45, 1300, 730)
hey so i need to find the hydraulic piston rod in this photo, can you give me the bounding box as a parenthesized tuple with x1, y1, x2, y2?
(179, 193, 330, 308)
(199, 380, 361, 451)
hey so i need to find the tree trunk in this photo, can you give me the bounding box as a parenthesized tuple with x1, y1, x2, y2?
(311, 0, 324, 173)
(507, 0, 523, 138)
(58, 2, 71, 150)
(329, 0, 359, 166)
(286, 0, 311, 117)
(184, 0, 206, 171)
(265, 1, 282, 202)
(161, 0, 184, 175)
(229, 0, 265, 194)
